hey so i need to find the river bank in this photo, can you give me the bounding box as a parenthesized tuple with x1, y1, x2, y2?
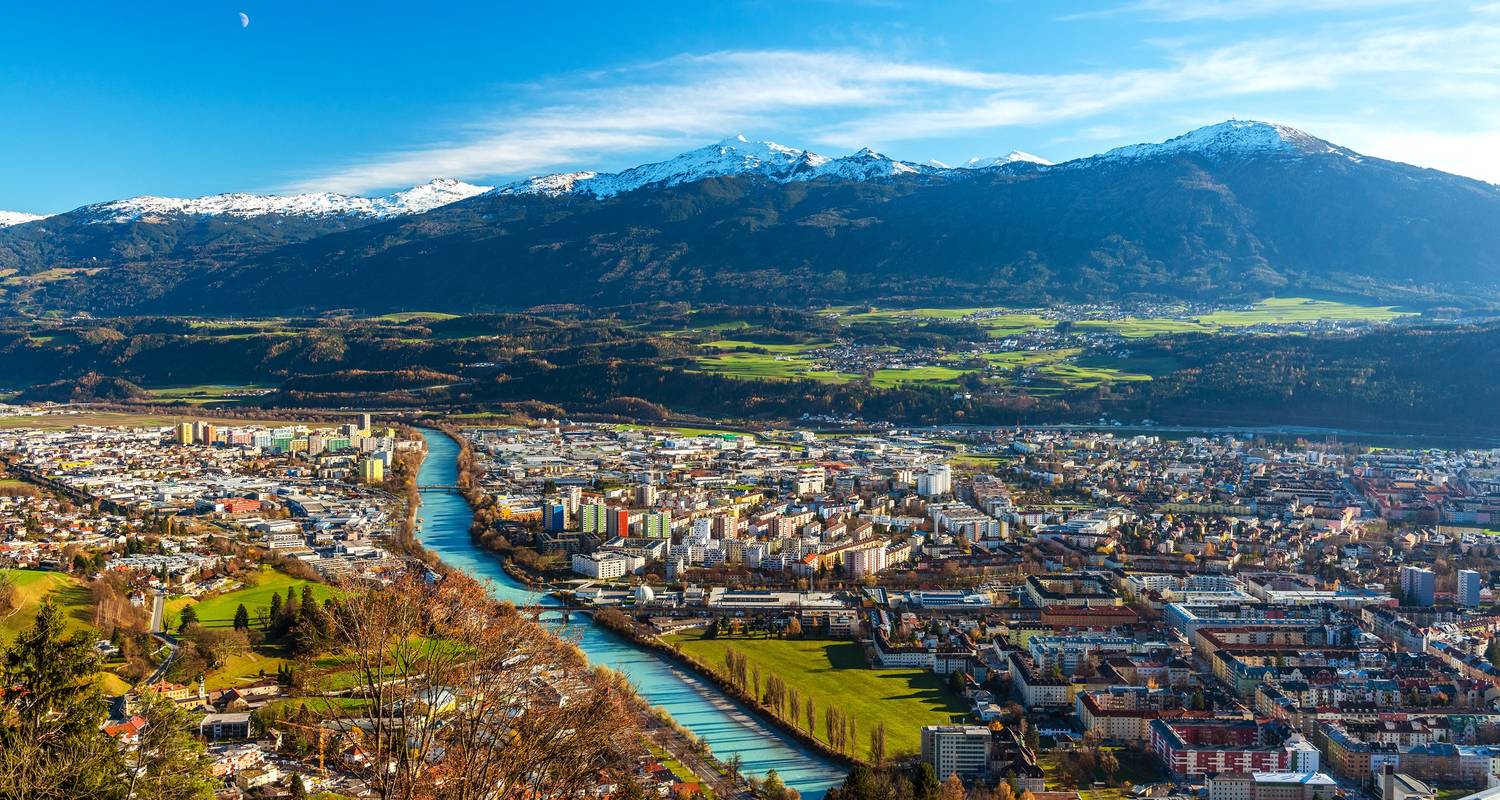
(409, 427, 845, 798)
(592, 610, 866, 769)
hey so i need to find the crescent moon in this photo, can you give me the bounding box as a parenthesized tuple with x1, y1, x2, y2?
(239, 12, 250, 28)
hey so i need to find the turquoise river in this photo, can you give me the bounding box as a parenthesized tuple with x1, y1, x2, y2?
(413, 428, 844, 798)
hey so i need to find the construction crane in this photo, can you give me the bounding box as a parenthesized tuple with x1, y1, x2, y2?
(275, 719, 335, 777)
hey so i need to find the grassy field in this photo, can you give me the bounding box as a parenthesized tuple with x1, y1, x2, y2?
(204, 646, 297, 690)
(144, 384, 271, 404)
(0, 569, 94, 643)
(666, 631, 967, 756)
(982, 348, 1081, 370)
(1077, 298, 1412, 338)
(1037, 747, 1162, 794)
(371, 311, 460, 323)
(692, 352, 858, 383)
(834, 298, 1408, 339)
(175, 567, 335, 630)
(1075, 317, 1214, 338)
(869, 365, 968, 388)
(1197, 297, 1413, 326)
(704, 339, 831, 354)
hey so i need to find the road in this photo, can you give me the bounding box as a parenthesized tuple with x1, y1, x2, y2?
(640, 712, 752, 800)
(149, 591, 165, 634)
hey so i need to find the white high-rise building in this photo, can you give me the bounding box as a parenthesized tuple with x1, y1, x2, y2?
(917, 464, 953, 498)
(1458, 569, 1482, 607)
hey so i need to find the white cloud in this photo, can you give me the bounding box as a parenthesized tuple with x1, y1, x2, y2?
(1067, 0, 1427, 22)
(288, 51, 1003, 194)
(291, 14, 1500, 193)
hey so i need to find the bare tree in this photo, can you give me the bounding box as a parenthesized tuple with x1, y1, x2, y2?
(309, 572, 638, 800)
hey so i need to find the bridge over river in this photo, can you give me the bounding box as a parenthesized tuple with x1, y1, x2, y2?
(411, 429, 843, 798)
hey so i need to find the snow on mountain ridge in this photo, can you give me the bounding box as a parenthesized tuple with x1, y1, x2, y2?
(82, 178, 492, 224)
(496, 137, 939, 198)
(1099, 120, 1346, 162)
(0, 211, 45, 227)
(960, 151, 1053, 168)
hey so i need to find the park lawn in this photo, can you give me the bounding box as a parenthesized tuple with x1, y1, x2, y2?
(950, 453, 1010, 470)
(666, 632, 968, 756)
(177, 567, 335, 630)
(1039, 747, 1162, 792)
(0, 569, 94, 643)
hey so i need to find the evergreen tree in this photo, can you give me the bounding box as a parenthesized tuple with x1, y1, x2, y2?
(233, 603, 250, 632)
(0, 602, 124, 798)
(267, 592, 282, 627)
(177, 604, 198, 634)
(913, 763, 941, 800)
(288, 773, 309, 800)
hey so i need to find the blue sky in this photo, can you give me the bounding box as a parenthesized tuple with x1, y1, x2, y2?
(4, 1, 1500, 212)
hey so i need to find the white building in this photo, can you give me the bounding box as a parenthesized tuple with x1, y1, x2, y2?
(917, 464, 953, 498)
(571, 552, 629, 580)
(920, 725, 990, 780)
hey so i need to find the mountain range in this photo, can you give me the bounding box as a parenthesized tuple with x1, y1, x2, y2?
(4, 120, 1499, 314)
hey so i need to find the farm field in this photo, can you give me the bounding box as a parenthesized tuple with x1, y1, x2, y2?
(666, 631, 967, 756)
(143, 384, 271, 404)
(1079, 298, 1412, 337)
(691, 352, 858, 383)
(869, 365, 968, 388)
(703, 339, 831, 354)
(1195, 297, 1413, 326)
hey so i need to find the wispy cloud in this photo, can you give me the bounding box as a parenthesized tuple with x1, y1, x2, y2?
(1064, 0, 1426, 22)
(289, 51, 1000, 194)
(292, 12, 1500, 193)
(818, 20, 1500, 148)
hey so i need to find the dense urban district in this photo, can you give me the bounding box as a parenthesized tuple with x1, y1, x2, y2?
(9, 403, 1500, 800)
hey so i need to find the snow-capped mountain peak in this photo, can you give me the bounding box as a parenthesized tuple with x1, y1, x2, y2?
(78, 178, 492, 224)
(960, 151, 1053, 169)
(497, 136, 823, 199)
(0, 211, 45, 227)
(495, 137, 942, 198)
(1100, 120, 1345, 162)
